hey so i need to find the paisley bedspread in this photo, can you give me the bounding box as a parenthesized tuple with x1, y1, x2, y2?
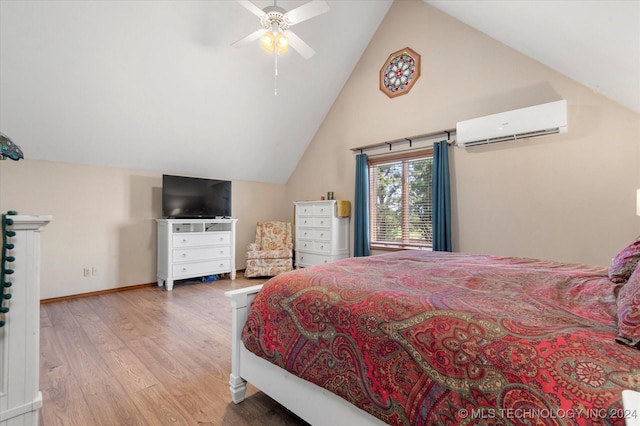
(241, 250, 640, 425)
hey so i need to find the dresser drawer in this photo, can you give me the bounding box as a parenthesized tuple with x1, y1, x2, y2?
(296, 203, 333, 217)
(296, 252, 332, 267)
(297, 228, 313, 240)
(313, 241, 332, 253)
(297, 228, 331, 241)
(313, 204, 332, 216)
(172, 259, 231, 277)
(297, 215, 331, 227)
(313, 229, 331, 241)
(173, 246, 230, 262)
(297, 239, 314, 251)
(297, 216, 314, 227)
(296, 204, 315, 216)
(296, 240, 331, 253)
(313, 217, 331, 228)
(296, 239, 332, 253)
(172, 232, 230, 248)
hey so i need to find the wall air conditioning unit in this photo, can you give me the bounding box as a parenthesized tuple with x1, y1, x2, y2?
(456, 100, 567, 148)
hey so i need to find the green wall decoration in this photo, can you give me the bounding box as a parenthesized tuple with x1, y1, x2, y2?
(0, 133, 24, 161)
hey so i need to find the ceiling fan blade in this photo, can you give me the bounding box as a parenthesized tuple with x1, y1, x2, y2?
(231, 28, 265, 48)
(286, 30, 316, 59)
(236, 0, 266, 18)
(285, 0, 329, 26)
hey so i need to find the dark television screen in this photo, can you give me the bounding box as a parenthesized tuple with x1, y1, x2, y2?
(162, 175, 231, 218)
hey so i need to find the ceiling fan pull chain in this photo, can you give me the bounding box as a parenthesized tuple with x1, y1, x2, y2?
(274, 47, 278, 95)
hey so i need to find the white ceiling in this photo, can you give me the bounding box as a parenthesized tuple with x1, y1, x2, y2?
(1, 0, 638, 185)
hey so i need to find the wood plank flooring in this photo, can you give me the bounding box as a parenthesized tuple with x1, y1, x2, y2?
(39, 276, 309, 426)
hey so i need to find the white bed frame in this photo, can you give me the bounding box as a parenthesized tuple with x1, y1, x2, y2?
(225, 285, 386, 426)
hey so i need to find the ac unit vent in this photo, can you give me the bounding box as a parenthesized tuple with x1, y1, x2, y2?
(456, 100, 567, 148)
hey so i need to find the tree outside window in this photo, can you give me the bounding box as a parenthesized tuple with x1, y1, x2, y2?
(369, 150, 432, 249)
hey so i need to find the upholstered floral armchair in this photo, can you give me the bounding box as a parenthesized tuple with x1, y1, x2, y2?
(244, 221, 293, 278)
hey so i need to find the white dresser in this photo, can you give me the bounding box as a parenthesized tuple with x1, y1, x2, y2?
(156, 218, 237, 291)
(294, 201, 349, 267)
(0, 215, 50, 426)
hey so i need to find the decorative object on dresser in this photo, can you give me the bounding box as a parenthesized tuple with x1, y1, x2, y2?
(244, 221, 293, 278)
(294, 200, 349, 267)
(0, 213, 51, 426)
(156, 218, 237, 291)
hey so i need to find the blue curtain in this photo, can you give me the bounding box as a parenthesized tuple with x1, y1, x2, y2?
(432, 141, 452, 251)
(354, 153, 370, 257)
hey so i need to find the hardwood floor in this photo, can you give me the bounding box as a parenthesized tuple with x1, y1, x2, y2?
(39, 276, 309, 426)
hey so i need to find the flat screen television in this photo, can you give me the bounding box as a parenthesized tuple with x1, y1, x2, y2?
(162, 174, 232, 219)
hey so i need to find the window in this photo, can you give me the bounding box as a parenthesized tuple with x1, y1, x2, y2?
(369, 149, 433, 250)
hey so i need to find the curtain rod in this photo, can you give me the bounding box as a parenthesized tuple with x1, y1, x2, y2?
(350, 129, 456, 154)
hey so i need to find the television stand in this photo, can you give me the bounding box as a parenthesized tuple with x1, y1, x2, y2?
(156, 218, 238, 291)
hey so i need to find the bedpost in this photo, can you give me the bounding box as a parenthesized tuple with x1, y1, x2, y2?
(224, 284, 263, 404)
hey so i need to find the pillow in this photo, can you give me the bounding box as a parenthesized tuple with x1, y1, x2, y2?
(616, 264, 640, 349)
(609, 236, 640, 283)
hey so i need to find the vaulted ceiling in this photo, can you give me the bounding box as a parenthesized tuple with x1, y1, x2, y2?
(1, 0, 637, 184)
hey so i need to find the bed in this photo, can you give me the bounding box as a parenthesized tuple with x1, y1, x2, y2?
(225, 249, 640, 425)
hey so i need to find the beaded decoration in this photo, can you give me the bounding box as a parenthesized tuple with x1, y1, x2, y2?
(0, 211, 18, 326)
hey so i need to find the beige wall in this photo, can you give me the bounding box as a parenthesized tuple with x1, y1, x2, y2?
(285, 0, 640, 266)
(0, 159, 289, 299)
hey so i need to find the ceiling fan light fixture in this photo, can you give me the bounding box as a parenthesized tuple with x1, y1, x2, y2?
(275, 32, 288, 53)
(261, 29, 288, 55)
(261, 31, 275, 50)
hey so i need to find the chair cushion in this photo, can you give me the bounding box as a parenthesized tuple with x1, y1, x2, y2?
(247, 249, 292, 260)
(244, 258, 293, 278)
(257, 221, 292, 250)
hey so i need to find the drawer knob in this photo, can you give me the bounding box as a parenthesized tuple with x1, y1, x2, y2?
(182, 239, 187, 243)
(182, 253, 187, 257)
(182, 267, 187, 272)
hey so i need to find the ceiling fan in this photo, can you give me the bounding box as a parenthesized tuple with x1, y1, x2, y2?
(232, 0, 330, 59)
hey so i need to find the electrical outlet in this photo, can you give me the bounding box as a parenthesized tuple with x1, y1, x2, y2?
(83, 268, 90, 277)
(92, 267, 98, 276)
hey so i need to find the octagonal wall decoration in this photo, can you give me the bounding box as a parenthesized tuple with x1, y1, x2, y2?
(379, 47, 421, 98)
